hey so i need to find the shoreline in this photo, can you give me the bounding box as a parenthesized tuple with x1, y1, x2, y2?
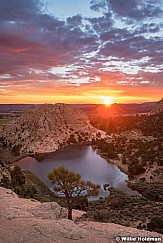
(30, 141, 92, 161)
(13, 144, 139, 197)
(13, 143, 130, 179)
(14, 143, 129, 177)
(9, 143, 162, 198)
(94, 147, 129, 174)
(95, 147, 162, 183)
(10, 141, 92, 164)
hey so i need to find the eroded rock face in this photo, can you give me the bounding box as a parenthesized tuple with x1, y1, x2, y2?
(152, 98, 163, 113)
(0, 187, 162, 243)
(1, 103, 105, 154)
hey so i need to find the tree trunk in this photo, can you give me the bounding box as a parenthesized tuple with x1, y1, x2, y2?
(68, 206, 73, 220)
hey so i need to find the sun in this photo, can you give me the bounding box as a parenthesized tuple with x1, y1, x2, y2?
(102, 96, 114, 106)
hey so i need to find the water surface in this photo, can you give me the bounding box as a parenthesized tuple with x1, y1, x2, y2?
(14, 146, 137, 198)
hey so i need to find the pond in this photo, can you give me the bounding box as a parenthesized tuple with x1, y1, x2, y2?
(14, 145, 137, 198)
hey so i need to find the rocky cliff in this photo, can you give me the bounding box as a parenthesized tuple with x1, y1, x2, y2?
(1, 103, 105, 154)
(0, 187, 162, 243)
(152, 98, 163, 113)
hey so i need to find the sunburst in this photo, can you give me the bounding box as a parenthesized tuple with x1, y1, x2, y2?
(102, 96, 114, 106)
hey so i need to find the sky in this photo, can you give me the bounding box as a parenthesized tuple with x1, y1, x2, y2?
(0, 0, 163, 104)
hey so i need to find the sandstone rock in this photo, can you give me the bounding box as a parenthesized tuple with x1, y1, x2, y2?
(0, 187, 162, 243)
(151, 98, 163, 113)
(1, 103, 105, 154)
(28, 202, 67, 220)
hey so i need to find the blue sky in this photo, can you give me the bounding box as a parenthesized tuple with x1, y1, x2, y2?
(44, 0, 101, 19)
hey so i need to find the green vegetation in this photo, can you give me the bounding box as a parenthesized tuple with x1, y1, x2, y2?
(86, 111, 163, 231)
(128, 181, 163, 202)
(93, 138, 119, 159)
(84, 187, 163, 230)
(91, 112, 163, 175)
(90, 111, 163, 136)
(10, 166, 36, 197)
(0, 108, 162, 231)
(67, 134, 77, 144)
(147, 217, 163, 234)
(1, 165, 57, 202)
(128, 164, 146, 175)
(48, 166, 100, 220)
(11, 145, 22, 156)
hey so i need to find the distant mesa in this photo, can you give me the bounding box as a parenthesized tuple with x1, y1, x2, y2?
(151, 98, 163, 113)
(1, 103, 105, 154)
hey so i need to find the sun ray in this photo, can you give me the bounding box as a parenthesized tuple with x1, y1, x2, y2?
(101, 96, 114, 106)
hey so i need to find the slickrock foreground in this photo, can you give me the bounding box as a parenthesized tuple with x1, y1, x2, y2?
(1, 103, 105, 154)
(0, 187, 162, 243)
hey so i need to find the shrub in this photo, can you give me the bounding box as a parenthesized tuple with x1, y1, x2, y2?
(147, 217, 163, 232)
(11, 144, 22, 156)
(128, 164, 146, 175)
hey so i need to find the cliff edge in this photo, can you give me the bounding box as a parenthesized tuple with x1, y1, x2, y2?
(151, 98, 163, 113)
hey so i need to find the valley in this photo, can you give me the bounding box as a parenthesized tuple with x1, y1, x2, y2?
(0, 100, 163, 236)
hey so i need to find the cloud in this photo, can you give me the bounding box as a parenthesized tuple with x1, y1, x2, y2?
(93, 0, 163, 20)
(88, 13, 113, 33)
(0, 0, 42, 21)
(90, 0, 107, 12)
(0, 1, 95, 78)
(0, 0, 163, 103)
(66, 15, 83, 26)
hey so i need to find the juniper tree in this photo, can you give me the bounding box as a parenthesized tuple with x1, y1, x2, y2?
(48, 166, 100, 220)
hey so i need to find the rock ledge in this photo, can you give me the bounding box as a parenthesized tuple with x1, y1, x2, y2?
(0, 187, 162, 243)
